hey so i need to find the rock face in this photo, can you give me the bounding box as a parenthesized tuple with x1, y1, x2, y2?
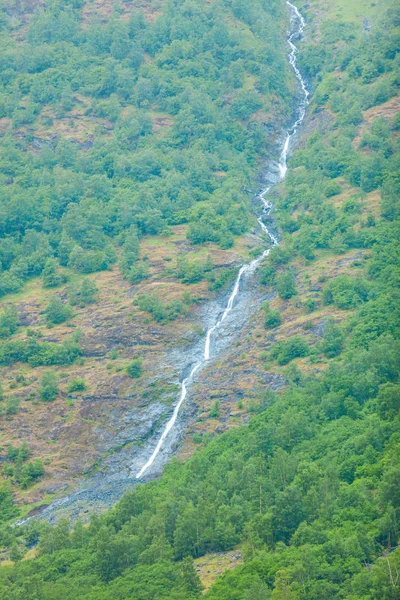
(30, 262, 281, 524)
(6, 223, 276, 524)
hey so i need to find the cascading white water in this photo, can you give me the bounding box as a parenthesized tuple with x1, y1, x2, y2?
(135, 1, 309, 480)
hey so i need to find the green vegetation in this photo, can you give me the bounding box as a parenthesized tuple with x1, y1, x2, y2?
(45, 296, 74, 325)
(262, 302, 282, 329)
(136, 292, 185, 323)
(4, 396, 20, 416)
(0, 1, 398, 600)
(0, 305, 20, 338)
(320, 319, 345, 358)
(0, 338, 82, 367)
(276, 269, 297, 300)
(2, 442, 44, 492)
(269, 335, 310, 365)
(209, 399, 220, 418)
(68, 279, 98, 307)
(39, 371, 59, 402)
(127, 358, 143, 379)
(67, 378, 87, 393)
(0, 0, 292, 300)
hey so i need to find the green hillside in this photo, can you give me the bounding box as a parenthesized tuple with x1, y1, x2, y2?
(0, 0, 399, 599)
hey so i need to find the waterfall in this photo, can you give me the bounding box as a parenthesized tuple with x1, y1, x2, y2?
(135, 1, 309, 480)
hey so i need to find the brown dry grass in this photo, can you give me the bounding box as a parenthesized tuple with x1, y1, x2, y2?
(354, 94, 400, 148)
(194, 549, 243, 593)
(0, 226, 256, 508)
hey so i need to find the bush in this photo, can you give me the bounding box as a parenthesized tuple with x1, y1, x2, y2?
(209, 399, 220, 418)
(126, 263, 149, 285)
(276, 270, 297, 300)
(42, 258, 68, 288)
(323, 276, 371, 309)
(325, 180, 342, 197)
(5, 396, 20, 415)
(270, 336, 309, 365)
(262, 303, 281, 329)
(45, 297, 74, 326)
(0, 305, 20, 339)
(20, 460, 45, 489)
(321, 319, 345, 357)
(0, 485, 19, 523)
(68, 246, 116, 274)
(39, 372, 59, 402)
(304, 299, 317, 313)
(0, 339, 82, 367)
(136, 293, 183, 323)
(260, 263, 276, 286)
(67, 378, 87, 393)
(68, 279, 98, 307)
(127, 358, 142, 378)
(176, 257, 206, 284)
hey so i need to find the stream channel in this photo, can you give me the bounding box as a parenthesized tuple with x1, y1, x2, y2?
(20, 1, 310, 525)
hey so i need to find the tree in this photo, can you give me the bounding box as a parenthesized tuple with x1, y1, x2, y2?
(243, 579, 272, 600)
(20, 460, 45, 489)
(10, 542, 22, 562)
(45, 296, 74, 325)
(39, 371, 58, 402)
(321, 319, 345, 357)
(377, 383, 400, 420)
(42, 258, 67, 288)
(0, 305, 20, 338)
(276, 271, 297, 300)
(209, 399, 220, 418)
(69, 279, 98, 307)
(179, 556, 203, 595)
(40, 519, 71, 555)
(263, 303, 282, 329)
(0, 484, 19, 523)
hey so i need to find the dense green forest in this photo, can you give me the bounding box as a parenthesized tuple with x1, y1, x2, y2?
(0, 0, 399, 598)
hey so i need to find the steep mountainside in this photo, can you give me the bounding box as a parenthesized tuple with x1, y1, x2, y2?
(0, 0, 399, 599)
(0, 0, 293, 516)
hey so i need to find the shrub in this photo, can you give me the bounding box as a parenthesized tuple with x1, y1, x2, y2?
(39, 372, 59, 402)
(304, 299, 317, 313)
(68, 279, 98, 307)
(5, 396, 20, 415)
(276, 270, 297, 300)
(325, 180, 341, 197)
(270, 336, 309, 365)
(68, 246, 116, 274)
(67, 378, 87, 393)
(136, 293, 183, 323)
(45, 296, 74, 326)
(42, 258, 68, 288)
(127, 358, 142, 378)
(321, 319, 345, 358)
(209, 399, 220, 418)
(262, 303, 281, 329)
(323, 276, 371, 309)
(0, 305, 20, 339)
(126, 263, 149, 285)
(20, 460, 45, 489)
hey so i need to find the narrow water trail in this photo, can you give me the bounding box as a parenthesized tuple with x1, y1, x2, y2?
(135, 1, 309, 480)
